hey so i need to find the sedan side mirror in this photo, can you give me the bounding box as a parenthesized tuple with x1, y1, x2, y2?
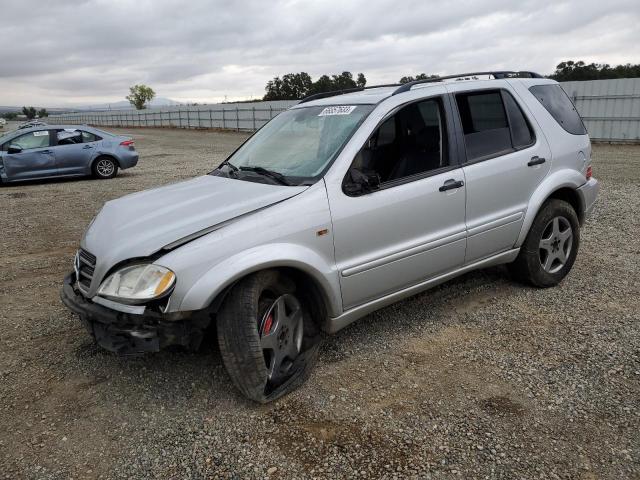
(7, 145, 22, 154)
(343, 168, 381, 196)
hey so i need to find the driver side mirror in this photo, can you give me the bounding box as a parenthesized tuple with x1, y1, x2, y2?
(7, 145, 22, 154)
(343, 168, 381, 196)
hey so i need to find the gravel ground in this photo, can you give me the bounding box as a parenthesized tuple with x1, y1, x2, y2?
(0, 125, 638, 479)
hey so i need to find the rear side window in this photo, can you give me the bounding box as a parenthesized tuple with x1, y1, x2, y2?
(81, 131, 101, 143)
(456, 89, 534, 161)
(529, 84, 587, 135)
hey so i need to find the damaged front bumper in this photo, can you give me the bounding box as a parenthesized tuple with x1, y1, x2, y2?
(60, 273, 211, 355)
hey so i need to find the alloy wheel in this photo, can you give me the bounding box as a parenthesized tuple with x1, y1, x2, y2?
(97, 159, 115, 177)
(539, 216, 573, 273)
(258, 294, 304, 384)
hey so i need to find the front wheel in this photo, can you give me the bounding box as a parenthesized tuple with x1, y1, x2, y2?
(216, 270, 320, 403)
(92, 157, 118, 179)
(509, 199, 580, 287)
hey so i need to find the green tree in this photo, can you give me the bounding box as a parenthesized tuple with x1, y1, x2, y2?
(126, 84, 156, 110)
(399, 73, 438, 84)
(263, 71, 367, 100)
(37, 108, 48, 118)
(549, 60, 640, 81)
(22, 106, 37, 120)
(2, 112, 18, 120)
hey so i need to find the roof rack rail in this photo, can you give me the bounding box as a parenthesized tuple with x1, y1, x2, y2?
(391, 71, 543, 96)
(298, 83, 401, 104)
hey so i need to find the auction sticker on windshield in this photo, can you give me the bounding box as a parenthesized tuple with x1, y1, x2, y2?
(318, 106, 357, 116)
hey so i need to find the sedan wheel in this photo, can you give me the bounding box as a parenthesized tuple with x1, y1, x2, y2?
(92, 157, 118, 179)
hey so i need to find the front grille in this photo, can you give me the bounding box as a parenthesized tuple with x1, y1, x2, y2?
(77, 248, 97, 293)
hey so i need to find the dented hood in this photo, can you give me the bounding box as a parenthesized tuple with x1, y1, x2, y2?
(82, 175, 306, 293)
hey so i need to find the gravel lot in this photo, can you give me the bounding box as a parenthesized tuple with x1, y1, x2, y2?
(0, 125, 638, 479)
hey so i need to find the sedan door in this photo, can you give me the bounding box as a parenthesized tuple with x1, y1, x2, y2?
(327, 96, 467, 309)
(52, 129, 96, 176)
(1, 130, 57, 181)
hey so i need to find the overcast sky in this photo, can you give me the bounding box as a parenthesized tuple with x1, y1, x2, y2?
(1, 0, 639, 107)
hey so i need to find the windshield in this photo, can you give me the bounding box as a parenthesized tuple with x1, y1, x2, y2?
(222, 104, 374, 183)
(0, 129, 17, 142)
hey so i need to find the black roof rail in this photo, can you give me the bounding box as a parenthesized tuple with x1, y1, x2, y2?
(391, 71, 544, 96)
(298, 83, 401, 104)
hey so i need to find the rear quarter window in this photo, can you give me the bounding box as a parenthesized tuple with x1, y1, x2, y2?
(529, 84, 587, 135)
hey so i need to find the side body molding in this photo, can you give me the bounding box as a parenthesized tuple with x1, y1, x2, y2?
(515, 168, 588, 247)
(177, 243, 343, 318)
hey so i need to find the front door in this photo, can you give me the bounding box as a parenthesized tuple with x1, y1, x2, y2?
(328, 96, 467, 309)
(1, 130, 57, 181)
(447, 85, 552, 263)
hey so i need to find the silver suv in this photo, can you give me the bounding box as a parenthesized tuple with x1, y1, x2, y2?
(61, 71, 599, 402)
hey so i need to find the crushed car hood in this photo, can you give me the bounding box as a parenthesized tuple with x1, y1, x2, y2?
(82, 175, 307, 294)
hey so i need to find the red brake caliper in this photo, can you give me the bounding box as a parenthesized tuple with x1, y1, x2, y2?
(262, 313, 274, 336)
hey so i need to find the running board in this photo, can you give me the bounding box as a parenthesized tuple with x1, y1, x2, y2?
(325, 248, 520, 333)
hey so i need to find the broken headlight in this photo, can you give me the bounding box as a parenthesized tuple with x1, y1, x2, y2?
(97, 264, 175, 304)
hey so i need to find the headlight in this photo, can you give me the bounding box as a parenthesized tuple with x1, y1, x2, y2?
(97, 264, 176, 304)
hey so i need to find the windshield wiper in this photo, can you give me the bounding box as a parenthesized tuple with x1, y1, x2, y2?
(239, 166, 291, 186)
(218, 159, 239, 173)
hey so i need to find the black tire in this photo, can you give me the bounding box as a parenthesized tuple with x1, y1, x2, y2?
(92, 156, 118, 179)
(509, 199, 580, 287)
(216, 270, 321, 403)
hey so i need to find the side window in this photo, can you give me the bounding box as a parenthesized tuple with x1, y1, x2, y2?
(456, 89, 535, 161)
(9, 131, 51, 151)
(56, 130, 83, 145)
(502, 91, 534, 149)
(529, 84, 587, 135)
(81, 131, 101, 143)
(350, 97, 448, 186)
(456, 91, 512, 161)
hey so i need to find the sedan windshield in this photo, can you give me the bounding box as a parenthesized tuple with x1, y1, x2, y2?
(221, 104, 374, 184)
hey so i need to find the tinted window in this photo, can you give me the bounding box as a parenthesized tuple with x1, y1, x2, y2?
(350, 98, 447, 184)
(529, 84, 587, 135)
(502, 91, 534, 148)
(10, 131, 50, 150)
(456, 91, 512, 160)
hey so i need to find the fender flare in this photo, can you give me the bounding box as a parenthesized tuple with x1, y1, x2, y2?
(515, 168, 586, 247)
(177, 243, 343, 317)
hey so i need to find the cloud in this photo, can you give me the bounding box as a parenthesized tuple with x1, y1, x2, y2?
(1, 0, 638, 106)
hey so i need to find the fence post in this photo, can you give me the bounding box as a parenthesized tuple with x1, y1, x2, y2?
(222, 108, 226, 129)
(252, 107, 256, 131)
(198, 108, 201, 128)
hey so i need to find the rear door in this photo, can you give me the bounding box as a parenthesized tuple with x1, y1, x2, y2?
(52, 129, 98, 175)
(0, 130, 57, 181)
(446, 83, 552, 263)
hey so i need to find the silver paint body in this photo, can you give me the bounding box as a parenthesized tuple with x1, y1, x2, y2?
(77, 78, 599, 332)
(0, 125, 138, 183)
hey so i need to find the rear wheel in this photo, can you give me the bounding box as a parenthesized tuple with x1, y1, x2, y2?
(216, 270, 320, 403)
(509, 199, 580, 287)
(92, 157, 118, 179)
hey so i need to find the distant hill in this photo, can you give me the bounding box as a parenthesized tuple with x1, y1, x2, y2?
(73, 97, 181, 110)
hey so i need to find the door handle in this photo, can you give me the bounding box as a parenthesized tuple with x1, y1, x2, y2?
(40, 150, 52, 154)
(528, 156, 546, 166)
(82, 145, 93, 149)
(439, 179, 464, 192)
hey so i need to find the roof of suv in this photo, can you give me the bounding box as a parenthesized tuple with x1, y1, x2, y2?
(293, 71, 550, 108)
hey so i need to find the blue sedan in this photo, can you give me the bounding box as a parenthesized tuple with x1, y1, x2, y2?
(0, 125, 138, 183)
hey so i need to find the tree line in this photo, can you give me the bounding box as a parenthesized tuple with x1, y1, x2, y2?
(262, 60, 640, 100)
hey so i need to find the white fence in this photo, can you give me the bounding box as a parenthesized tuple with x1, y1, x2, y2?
(48, 101, 298, 131)
(48, 79, 640, 142)
(561, 78, 640, 143)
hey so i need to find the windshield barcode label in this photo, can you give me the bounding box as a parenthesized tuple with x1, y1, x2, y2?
(318, 106, 357, 116)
